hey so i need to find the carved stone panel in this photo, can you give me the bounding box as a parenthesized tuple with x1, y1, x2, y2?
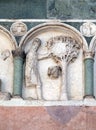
(0, 28, 16, 96)
(23, 23, 84, 101)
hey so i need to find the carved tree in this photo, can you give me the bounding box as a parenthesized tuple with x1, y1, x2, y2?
(47, 36, 81, 100)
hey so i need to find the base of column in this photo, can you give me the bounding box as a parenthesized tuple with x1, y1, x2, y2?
(84, 95, 95, 102)
(0, 92, 11, 100)
(12, 95, 22, 99)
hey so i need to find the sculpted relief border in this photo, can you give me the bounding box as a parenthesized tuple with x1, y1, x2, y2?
(0, 22, 96, 105)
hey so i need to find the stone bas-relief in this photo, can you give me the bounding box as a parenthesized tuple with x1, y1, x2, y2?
(25, 36, 81, 100)
(0, 79, 11, 100)
(80, 22, 96, 37)
(0, 28, 16, 100)
(25, 38, 42, 99)
(0, 19, 96, 106)
(0, 49, 12, 100)
(46, 36, 81, 100)
(10, 22, 27, 36)
(0, 22, 86, 102)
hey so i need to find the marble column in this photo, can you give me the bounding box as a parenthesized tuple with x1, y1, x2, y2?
(84, 51, 95, 98)
(12, 48, 25, 97)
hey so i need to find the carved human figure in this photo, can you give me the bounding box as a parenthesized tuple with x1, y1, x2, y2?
(46, 36, 81, 100)
(25, 38, 42, 99)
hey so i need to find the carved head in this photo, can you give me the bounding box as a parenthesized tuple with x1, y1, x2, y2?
(31, 38, 41, 51)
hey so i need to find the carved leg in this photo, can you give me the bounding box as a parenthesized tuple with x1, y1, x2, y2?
(37, 85, 42, 100)
(36, 74, 42, 100)
(60, 61, 68, 100)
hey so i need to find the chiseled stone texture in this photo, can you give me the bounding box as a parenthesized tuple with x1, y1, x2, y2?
(0, 106, 96, 130)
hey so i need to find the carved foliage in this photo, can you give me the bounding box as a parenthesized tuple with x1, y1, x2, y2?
(47, 36, 81, 64)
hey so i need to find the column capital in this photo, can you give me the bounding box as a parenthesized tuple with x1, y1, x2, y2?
(84, 51, 95, 60)
(12, 48, 26, 59)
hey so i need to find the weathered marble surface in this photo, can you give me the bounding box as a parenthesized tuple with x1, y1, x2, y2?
(0, 28, 16, 96)
(0, 22, 95, 103)
(22, 23, 85, 101)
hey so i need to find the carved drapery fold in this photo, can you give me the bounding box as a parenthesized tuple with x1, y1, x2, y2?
(25, 38, 42, 99)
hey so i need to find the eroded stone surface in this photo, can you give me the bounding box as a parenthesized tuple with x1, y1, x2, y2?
(0, 29, 16, 95)
(23, 24, 84, 101)
(0, 106, 96, 130)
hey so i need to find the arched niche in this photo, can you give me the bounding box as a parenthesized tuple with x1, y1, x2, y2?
(20, 22, 88, 100)
(0, 26, 17, 94)
(90, 36, 96, 98)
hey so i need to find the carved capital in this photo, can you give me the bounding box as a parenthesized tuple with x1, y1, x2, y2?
(12, 48, 26, 59)
(84, 51, 95, 59)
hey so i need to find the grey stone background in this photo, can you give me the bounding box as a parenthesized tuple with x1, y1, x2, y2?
(0, 0, 95, 19)
(0, 0, 95, 46)
(47, 0, 96, 19)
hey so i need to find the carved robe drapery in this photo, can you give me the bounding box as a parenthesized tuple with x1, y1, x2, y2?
(25, 38, 42, 99)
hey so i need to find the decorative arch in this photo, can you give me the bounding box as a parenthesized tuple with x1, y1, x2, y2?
(19, 22, 88, 52)
(0, 25, 17, 49)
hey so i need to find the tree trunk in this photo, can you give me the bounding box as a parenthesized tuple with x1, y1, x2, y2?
(60, 60, 68, 100)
